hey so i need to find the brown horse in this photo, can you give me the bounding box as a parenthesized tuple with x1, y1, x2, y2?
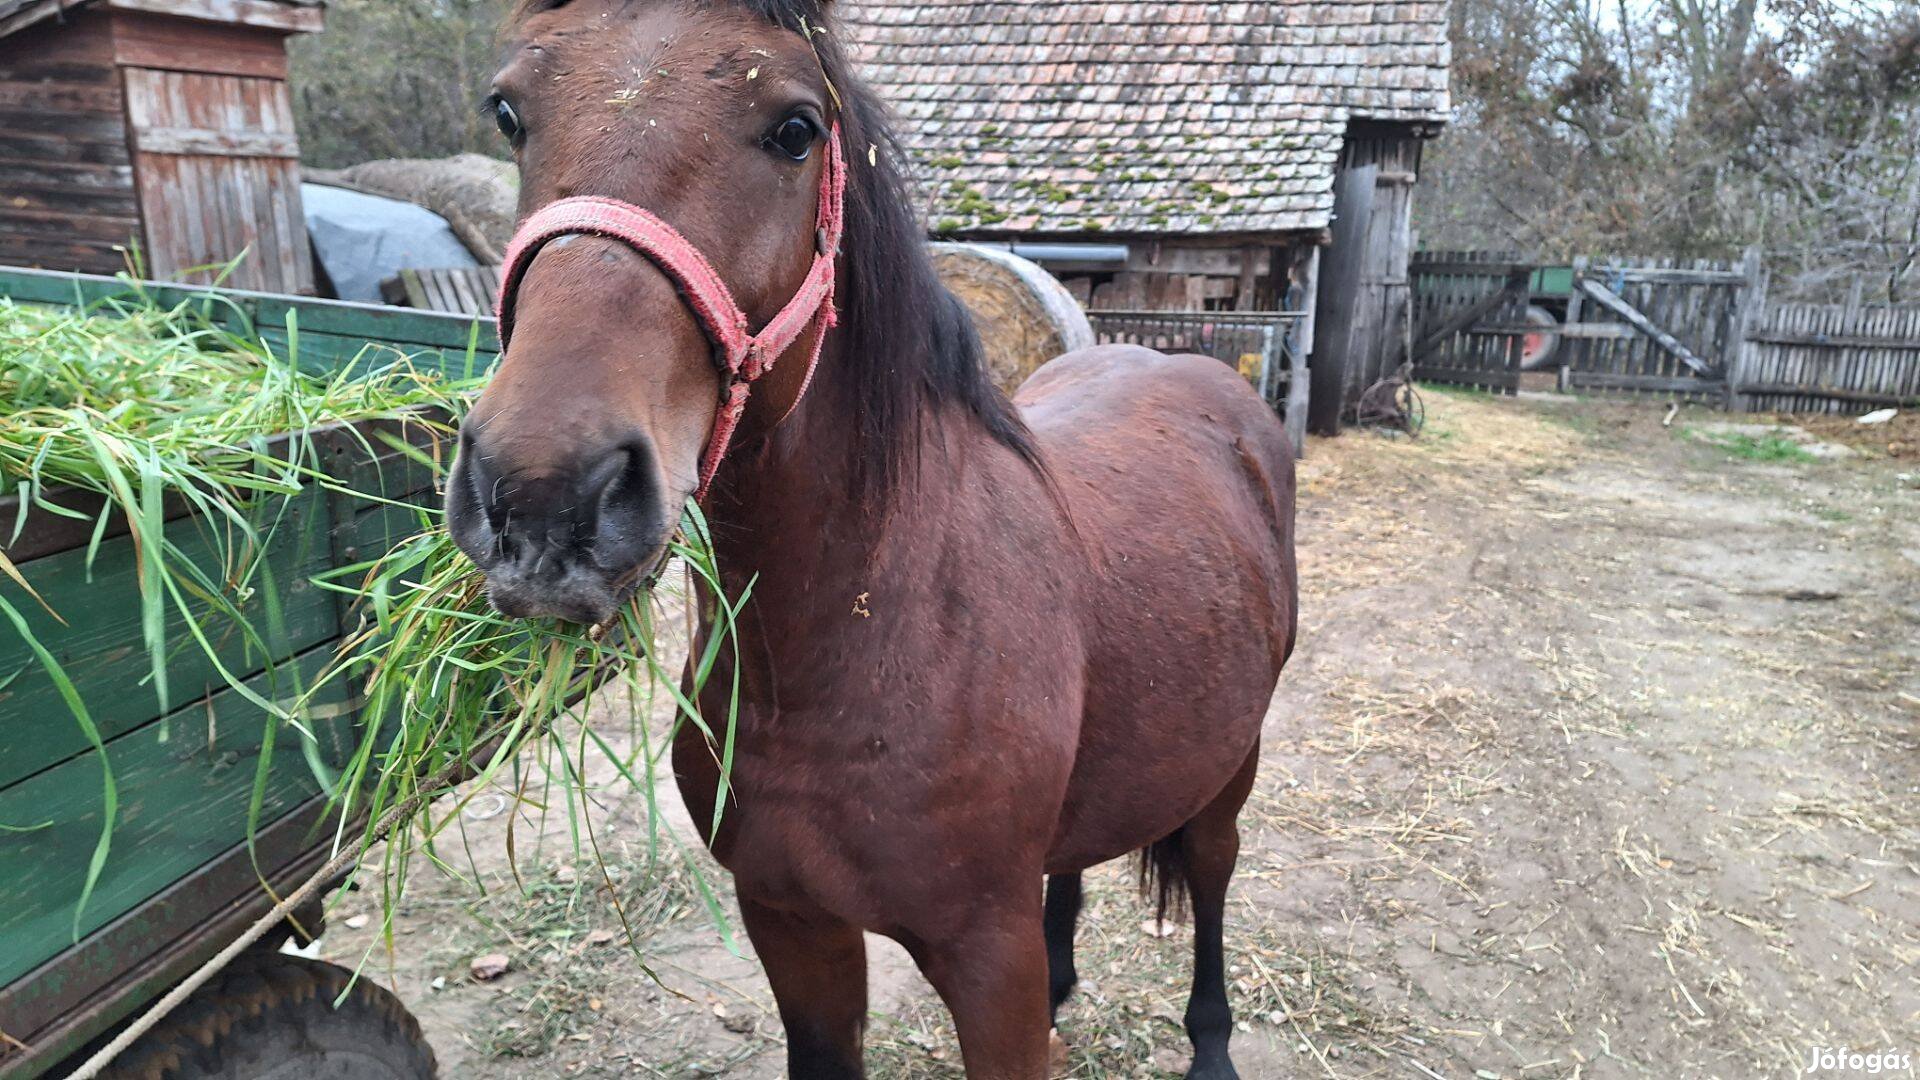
(446, 1, 1298, 1076)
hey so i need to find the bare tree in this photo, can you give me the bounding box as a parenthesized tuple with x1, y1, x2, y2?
(1418, 0, 1920, 302)
(291, 0, 511, 169)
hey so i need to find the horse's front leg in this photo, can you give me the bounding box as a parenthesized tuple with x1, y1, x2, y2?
(912, 882, 1053, 1079)
(739, 898, 869, 1079)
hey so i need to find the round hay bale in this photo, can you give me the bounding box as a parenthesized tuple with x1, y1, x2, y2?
(930, 243, 1094, 394)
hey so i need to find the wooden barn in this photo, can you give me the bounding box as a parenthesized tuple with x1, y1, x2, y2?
(0, 0, 322, 293)
(842, 0, 1451, 433)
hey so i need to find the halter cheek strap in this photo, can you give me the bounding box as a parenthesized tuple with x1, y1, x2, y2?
(494, 124, 847, 501)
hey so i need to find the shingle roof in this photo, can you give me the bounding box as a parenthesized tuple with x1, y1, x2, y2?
(0, 0, 323, 40)
(840, 0, 1450, 237)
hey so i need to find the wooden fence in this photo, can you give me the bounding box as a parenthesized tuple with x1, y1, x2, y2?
(1407, 251, 1534, 391)
(1410, 250, 1920, 413)
(1737, 301, 1920, 412)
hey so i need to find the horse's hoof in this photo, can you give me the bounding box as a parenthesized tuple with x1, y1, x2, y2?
(1048, 1027, 1071, 1078)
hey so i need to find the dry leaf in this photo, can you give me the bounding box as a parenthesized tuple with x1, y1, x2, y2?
(470, 953, 511, 981)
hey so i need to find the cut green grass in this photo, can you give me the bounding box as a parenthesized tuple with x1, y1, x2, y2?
(0, 290, 747, 948)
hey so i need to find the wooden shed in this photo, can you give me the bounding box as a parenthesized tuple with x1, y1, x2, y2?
(0, 0, 323, 293)
(842, 0, 1451, 433)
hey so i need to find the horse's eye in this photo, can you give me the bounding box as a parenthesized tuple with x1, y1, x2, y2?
(766, 115, 815, 161)
(494, 97, 524, 145)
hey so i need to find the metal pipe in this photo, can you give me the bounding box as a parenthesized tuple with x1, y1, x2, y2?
(1007, 243, 1130, 266)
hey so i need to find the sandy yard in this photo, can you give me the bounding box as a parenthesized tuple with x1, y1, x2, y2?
(320, 388, 1919, 1079)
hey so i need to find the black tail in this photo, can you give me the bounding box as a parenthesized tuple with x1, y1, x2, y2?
(1138, 827, 1190, 925)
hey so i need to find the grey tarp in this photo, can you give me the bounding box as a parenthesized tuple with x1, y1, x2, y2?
(301, 183, 479, 303)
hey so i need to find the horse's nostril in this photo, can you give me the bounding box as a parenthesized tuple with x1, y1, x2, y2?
(578, 448, 631, 511)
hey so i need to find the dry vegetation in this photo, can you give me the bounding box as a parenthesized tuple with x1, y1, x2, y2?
(322, 389, 1918, 1079)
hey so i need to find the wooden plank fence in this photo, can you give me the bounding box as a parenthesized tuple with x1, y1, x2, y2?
(1411, 249, 1920, 413)
(1406, 250, 1531, 392)
(1736, 301, 1920, 412)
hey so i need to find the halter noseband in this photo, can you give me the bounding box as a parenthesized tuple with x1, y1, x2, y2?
(494, 123, 847, 501)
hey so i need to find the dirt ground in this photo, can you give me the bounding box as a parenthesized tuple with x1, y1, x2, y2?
(321, 389, 1920, 1079)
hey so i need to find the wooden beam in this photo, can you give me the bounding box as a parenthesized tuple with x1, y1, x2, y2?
(1588, 266, 1747, 286)
(1470, 322, 1636, 340)
(1565, 372, 1726, 394)
(1743, 330, 1920, 350)
(104, 0, 322, 34)
(111, 10, 292, 77)
(1410, 267, 1527, 361)
(1413, 366, 1522, 390)
(1736, 382, 1920, 407)
(1725, 246, 1765, 412)
(1234, 245, 1261, 312)
(1285, 247, 1316, 456)
(130, 125, 298, 157)
(0, 0, 83, 40)
(1576, 276, 1718, 378)
(1408, 260, 1535, 277)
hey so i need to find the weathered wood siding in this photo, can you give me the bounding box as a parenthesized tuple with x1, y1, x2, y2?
(0, 7, 313, 292)
(0, 11, 140, 275)
(1739, 301, 1920, 412)
(118, 12, 310, 293)
(1308, 122, 1425, 431)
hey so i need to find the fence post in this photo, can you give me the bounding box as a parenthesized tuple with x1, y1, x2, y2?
(1561, 255, 1588, 388)
(1727, 246, 1765, 412)
(1287, 248, 1318, 457)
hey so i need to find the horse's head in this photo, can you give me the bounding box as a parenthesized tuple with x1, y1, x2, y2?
(447, 0, 843, 623)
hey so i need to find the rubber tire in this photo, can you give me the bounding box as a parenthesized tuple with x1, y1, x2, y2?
(97, 953, 437, 1080)
(1518, 304, 1562, 370)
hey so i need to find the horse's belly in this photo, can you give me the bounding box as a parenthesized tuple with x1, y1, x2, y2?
(1045, 654, 1275, 872)
(1022, 347, 1297, 873)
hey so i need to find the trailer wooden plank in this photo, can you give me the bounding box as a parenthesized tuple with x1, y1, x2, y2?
(0, 644, 357, 987)
(0, 489, 338, 788)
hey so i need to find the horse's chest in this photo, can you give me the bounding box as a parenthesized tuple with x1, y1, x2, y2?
(695, 716, 1070, 928)
(711, 751, 910, 919)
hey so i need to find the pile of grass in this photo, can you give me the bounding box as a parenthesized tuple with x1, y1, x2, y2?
(0, 292, 742, 937)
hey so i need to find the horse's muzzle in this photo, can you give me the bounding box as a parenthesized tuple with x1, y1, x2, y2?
(446, 430, 671, 625)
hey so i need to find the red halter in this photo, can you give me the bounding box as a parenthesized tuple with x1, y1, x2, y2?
(494, 124, 847, 500)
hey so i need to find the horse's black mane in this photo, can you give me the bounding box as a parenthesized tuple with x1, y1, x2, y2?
(742, 0, 1044, 501)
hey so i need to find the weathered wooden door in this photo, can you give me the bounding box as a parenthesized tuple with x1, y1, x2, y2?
(123, 65, 311, 293)
(1307, 164, 1375, 435)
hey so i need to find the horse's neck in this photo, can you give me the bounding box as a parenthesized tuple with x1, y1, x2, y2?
(707, 344, 894, 592)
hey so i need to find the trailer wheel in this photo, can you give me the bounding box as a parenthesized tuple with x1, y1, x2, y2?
(97, 953, 436, 1080)
(1518, 304, 1563, 370)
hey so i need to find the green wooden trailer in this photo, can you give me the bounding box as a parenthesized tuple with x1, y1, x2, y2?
(0, 266, 499, 1078)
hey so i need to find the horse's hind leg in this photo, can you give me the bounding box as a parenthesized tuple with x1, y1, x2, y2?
(1181, 741, 1260, 1080)
(738, 898, 868, 1079)
(1044, 872, 1084, 1023)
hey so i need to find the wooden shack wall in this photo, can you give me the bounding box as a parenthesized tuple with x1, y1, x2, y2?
(0, 11, 142, 276)
(0, 6, 313, 292)
(114, 11, 312, 294)
(1054, 241, 1300, 312)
